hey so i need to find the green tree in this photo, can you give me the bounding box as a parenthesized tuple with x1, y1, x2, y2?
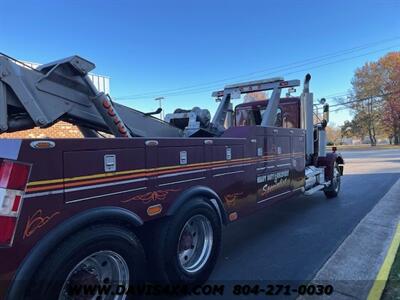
(340, 119, 368, 142)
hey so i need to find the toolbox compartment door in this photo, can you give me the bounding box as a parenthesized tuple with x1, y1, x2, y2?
(257, 127, 292, 204)
(63, 148, 147, 204)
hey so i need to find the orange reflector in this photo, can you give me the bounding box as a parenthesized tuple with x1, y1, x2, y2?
(147, 204, 162, 216)
(229, 212, 238, 221)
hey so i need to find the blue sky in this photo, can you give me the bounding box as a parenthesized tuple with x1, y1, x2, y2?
(2, 0, 400, 126)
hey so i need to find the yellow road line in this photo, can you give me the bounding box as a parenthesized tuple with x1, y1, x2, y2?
(368, 222, 400, 300)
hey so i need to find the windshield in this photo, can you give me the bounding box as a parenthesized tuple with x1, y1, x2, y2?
(235, 107, 282, 127)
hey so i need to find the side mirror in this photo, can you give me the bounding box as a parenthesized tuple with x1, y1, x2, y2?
(332, 146, 337, 153)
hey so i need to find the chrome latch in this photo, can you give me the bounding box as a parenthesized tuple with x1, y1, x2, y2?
(104, 154, 116, 172)
(180, 151, 187, 165)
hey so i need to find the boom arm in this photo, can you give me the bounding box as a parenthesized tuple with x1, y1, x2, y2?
(0, 54, 182, 137)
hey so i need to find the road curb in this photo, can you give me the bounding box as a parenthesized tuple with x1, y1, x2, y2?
(299, 178, 400, 300)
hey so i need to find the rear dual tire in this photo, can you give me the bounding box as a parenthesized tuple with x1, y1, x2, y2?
(24, 200, 222, 299)
(147, 199, 222, 285)
(26, 224, 146, 300)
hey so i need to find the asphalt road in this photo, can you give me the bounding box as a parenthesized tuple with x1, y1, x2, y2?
(202, 149, 400, 299)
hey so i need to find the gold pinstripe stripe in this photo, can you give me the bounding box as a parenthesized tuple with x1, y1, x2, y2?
(27, 152, 304, 188)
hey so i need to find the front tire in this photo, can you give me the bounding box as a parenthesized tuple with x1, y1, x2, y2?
(27, 224, 146, 300)
(324, 162, 341, 198)
(149, 199, 222, 285)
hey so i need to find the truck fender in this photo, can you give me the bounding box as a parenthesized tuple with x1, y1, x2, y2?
(7, 206, 143, 300)
(166, 185, 227, 225)
(318, 153, 344, 181)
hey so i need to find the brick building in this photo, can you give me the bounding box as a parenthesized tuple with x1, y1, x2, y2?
(0, 61, 110, 139)
(1, 122, 84, 139)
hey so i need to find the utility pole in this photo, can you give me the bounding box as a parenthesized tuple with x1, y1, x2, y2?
(154, 97, 165, 120)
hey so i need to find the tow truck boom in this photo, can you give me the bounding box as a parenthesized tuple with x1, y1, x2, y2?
(0, 54, 183, 137)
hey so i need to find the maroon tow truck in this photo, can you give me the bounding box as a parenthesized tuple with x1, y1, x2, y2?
(0, 54, 343, 299)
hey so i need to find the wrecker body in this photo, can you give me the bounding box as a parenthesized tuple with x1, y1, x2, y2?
(0, 54, 343, 299)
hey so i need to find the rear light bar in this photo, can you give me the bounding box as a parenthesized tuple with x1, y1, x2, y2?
(0, 159, 31, 246)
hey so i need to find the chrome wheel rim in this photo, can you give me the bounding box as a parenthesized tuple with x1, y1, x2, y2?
(177, 214, 213, 273)
(59, 250, 129, 300)
(333, 167, 341, 193)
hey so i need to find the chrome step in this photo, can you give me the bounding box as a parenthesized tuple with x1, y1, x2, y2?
(304, 184, 325, 195)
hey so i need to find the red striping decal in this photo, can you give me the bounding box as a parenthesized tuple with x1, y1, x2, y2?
(26, 153, 305, 194)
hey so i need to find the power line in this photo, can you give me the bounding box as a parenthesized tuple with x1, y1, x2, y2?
(329, 90, 400, 113)
(117, 43, 400, 101)
(115, 37, 400, 99)
(322, 91, 350, 99)
(114, 36, 400, 100)
(331, 103, 378, 113)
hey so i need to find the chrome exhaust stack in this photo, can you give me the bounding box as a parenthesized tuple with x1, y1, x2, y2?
(300, 74, 314, 163)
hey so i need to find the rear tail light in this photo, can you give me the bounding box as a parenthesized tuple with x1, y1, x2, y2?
(0, 217, 17, 246)
(0, 159, 31, 246)
(0, 159, 30, 190)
